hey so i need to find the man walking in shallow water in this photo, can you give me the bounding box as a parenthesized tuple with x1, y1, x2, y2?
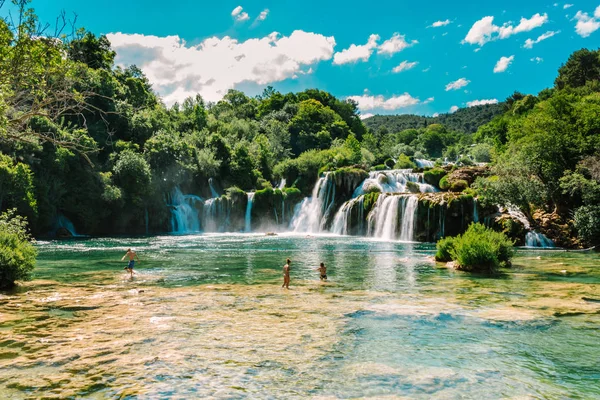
(282, 258, 291, 289)
(121, 248, 140, 278)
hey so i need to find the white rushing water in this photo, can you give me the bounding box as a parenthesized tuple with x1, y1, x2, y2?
(331, 196, 365, 235)
(367, 194, 419, 242)
(169, 187, 202, 233)
(526, 231, 555, 248)
(291, 173, 336, 233)
(353, 170, 436, 197)
(278, 179, 286, 190)
(245, 193, 255, 233)
(208, 178, 220, 198)
(415, 159, 435, 168)
(473, 198, 479, 223)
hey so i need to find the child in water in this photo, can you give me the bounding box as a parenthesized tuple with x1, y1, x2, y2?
(317, 262, 327, 281)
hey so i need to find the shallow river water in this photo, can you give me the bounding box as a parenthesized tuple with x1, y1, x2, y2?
(1, 234, 599, 399)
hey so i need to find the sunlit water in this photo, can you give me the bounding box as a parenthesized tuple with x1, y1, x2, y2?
(1, 234, 599, 399)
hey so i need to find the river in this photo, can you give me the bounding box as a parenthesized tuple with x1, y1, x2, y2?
(1, 234, 599, 398)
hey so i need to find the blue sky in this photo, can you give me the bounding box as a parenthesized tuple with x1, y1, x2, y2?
(26, 0, 600, 116)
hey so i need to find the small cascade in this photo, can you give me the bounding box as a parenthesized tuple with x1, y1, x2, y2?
(244, 192, 255, 232)
(278, 179, 286, 190)
(368, 194, 419, 241)
(473, 198, 479, 223)
(203, 197, 230, 232)
(399, 196, 418, 241)
(415, 159, 435, 168)
(291, 173, 336, 233)
(208, 178, 220, 198)
(169, 187, 202, 233)
(55, 214, 83, 237)
(353, 170, 436, 196)
(332, 196, 365, 235)
(526, 231, 555, 248)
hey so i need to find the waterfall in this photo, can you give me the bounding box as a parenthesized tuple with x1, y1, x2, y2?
(290, 173, 336, 233)
(526, 231, 555, 248)
(399, 196, 418, 242)
(278, 179, 286, 190)
(208, 178, 220, 198)
(415, 159, 435, 168)
(473, 198, 479, 223)
(245, 193, 254, 233)
(353, 170, 436, 196)
(55, 214, 83, 237)
(332, 196, 365, 235)
(169, 187, 202, 234)
(368, 194, 418, 241)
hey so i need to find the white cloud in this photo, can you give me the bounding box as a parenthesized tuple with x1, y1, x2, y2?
(432, 113, 439, 117)
(463, 13, 548, 46)
(524, 30, 559, 48)
(450, 105, 459, 113)
(231, 6, 249, 22)
(423, 97, 434, 104)
(346, 93, 420, 111)
(360, 113, 374, 120)
(333, 34, 379, 65)
(256, 9, 269, 21)
(531, 57, 544, 63)
(564, 4, 573, 9)
(392, 60, 419, 73)
(378, 34, 418, 55)
(445, 78, 470, 91)
(422, 67, 431, 72)
(429, 19, 451, 28)
(494, 55, 514, 73)
(467, 99, 498, 107)
(573, 6, 600, 37)
(107, 31, 336, 105)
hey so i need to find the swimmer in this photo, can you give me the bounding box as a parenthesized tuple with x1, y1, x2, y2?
(316, 262, 327, 281)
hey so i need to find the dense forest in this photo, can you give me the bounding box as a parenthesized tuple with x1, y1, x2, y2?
(363, 102, 505, 134)
(0, 1, 599, 248)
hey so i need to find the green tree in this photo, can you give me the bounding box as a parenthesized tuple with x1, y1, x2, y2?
(0, 209, 37, 289)
(555, 48, 600, 89)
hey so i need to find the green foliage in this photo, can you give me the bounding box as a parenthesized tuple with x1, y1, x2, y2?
(0, 209, 37, 289)
(362, 192, 380, 213)
(573, 205, 600, 246)
(555, 48, 600, 89)
(423, 168, 447, 187)
(394, 154, 416, 169)
(470, 143, 493, 162)
(439, 223, 514, 273)
(0, 153, 37, 221)
(363, 103, 504, 134)
(435, 236, 456, 262)
(113, 151, 152, 206)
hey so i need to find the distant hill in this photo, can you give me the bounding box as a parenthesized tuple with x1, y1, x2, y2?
(362, 103, 505, 134)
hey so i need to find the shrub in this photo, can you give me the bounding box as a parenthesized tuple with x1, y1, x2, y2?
(372, 164, 387, 171)
(0, 210, 37, 289)
(574, 205, 600, 246)
(435, 236, 456, 262)
(439, 176, 451, 190)
(450, 179, 469, 192)
(439, 223, 514, 273)
(394, 154, 416, 169)
(423, 167, 447, 188)
(458, 156, 474, 166)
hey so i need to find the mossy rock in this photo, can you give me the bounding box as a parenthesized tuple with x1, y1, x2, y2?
(439, 176, 451, 190)
(449, 180, 469, 193)
(406, 181, 421, 193)
(423, 168, 447, 188)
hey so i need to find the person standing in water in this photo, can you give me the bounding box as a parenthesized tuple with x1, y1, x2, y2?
(316, 262, 327, 281)
(282, 258, 291, 289)
(121, 248, 140, 278)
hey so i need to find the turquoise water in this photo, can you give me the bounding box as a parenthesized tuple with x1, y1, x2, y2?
(1, 234, 599, 398)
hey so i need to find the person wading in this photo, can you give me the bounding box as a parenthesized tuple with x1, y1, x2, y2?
(282, 258, 291, 289)
(121, 248, 140, 278)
